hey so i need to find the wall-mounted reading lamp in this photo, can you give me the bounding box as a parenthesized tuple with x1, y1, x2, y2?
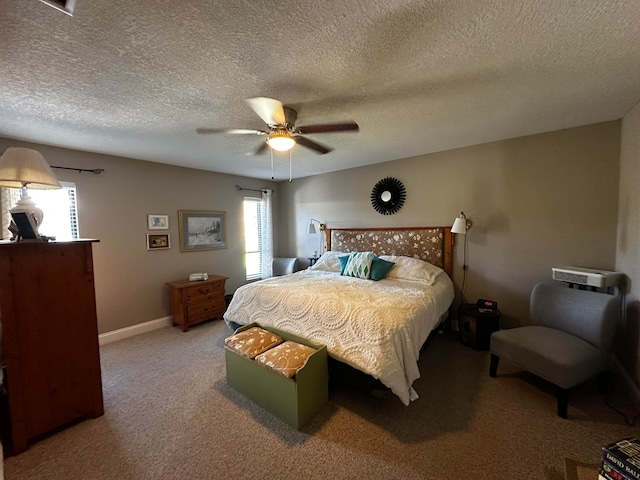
(307, 218, 325, 258)
(307, 218, 325, 234)
(451, 211, 472, 312)
(451, 211, 472, 234)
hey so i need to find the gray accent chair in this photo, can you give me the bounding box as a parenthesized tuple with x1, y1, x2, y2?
(489, 282, 620, 418)
(272, 257, 299, 277)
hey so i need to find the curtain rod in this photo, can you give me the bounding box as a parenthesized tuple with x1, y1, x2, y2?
(235, 185, 268, 193)
(51, 165, 104, 174)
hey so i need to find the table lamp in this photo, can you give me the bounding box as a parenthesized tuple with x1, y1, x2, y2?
(0, 147, 62, 238)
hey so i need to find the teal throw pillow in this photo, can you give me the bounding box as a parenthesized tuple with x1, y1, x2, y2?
(338, 254, 350, 274)
(370, 257, 395, 281)
(342, 252, 374, 279)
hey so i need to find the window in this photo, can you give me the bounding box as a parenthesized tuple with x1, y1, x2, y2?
(1, 182, 79, 240)
(243, 197, 262, 280)
(243, 189, 273, 281)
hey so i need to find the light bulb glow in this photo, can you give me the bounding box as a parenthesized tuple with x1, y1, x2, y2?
(266, 134, 295, 152)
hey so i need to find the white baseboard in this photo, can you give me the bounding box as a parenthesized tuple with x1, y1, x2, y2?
(612, 356, 640, 411)
(98, 316, 173, 346)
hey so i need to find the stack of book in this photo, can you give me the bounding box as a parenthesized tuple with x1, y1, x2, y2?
(600, 437, 640, 480)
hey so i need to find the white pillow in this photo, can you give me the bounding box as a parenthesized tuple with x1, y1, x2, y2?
(379, 255, 444, 285)
(309, 251, 345, 272)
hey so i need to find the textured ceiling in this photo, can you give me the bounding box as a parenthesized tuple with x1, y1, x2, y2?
(1, 1, 639, 181)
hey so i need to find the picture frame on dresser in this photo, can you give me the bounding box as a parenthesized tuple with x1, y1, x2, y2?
(147, 214, 169, 230)
(178, 210, 226, 252)
(146, 233, 170, 250)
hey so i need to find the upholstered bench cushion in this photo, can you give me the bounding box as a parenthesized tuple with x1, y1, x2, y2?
(490, 325, 605, 389)
(254, 341, 317, 378)
(225, 327, 283, 359)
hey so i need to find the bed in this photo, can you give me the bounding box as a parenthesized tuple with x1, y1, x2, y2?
(223, 226, 455, 405)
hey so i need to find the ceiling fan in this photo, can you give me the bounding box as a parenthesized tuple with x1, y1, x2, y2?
(196, 97, 359, 155)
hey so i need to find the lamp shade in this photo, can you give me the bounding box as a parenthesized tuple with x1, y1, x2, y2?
(452, 212, 471, 234)
(451, 217, 467, 234)
(0, 147, 62, 189)
(266, 134, 296, 152)
(307, 221, 317, 234)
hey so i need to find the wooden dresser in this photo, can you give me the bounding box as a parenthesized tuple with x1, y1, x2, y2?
(0, 240, 103, 455)
(166, 275, 227, 332)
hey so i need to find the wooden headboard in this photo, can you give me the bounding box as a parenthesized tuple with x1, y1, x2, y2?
(325, 226, 453, 277)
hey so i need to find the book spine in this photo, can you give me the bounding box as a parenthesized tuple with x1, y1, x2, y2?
(601, 459, 634, 480)
(603, 439, 640, 480)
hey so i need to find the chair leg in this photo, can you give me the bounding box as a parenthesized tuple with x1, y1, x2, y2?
(557, 387, 568, 419)
(489, 354, 499, 378)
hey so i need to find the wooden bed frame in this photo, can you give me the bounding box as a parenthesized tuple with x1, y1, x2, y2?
(324, 226, 453, 277)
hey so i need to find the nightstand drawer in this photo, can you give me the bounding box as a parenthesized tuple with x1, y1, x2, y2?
(187, 299, 225, 323)
(183, 282, 224, 303)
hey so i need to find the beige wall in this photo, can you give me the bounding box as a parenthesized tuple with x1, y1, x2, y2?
(280, 122, 621, 328)
(1, 120, 632, 389)
(0, 139, 278, 334)
(616, 101, 640, 390)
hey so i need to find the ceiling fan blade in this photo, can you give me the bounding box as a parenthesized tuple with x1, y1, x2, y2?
(196, 128, 266, 135)
(246, 97, 286, 126)
(296, 122, 359, 134)
(254, 142, 269, 155)
(294, 135, 333, 154)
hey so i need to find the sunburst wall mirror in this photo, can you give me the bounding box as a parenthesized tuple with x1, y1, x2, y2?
(371, 177, 406, 215)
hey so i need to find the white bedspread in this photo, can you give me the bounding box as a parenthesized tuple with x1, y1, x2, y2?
(223, 269, 454, 405)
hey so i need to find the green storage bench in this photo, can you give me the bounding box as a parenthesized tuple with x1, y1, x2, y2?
(224, 323, 329, 430)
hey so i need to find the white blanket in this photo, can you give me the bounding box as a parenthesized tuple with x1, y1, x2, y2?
(224, 269, 454, 405)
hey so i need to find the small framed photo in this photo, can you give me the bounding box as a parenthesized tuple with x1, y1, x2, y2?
(178, 210, 226, 252)
(147, 233, 170, 250)
(148, 214, 169, 230)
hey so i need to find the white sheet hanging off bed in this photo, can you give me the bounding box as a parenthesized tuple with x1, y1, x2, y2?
(224, 253, 454, 406)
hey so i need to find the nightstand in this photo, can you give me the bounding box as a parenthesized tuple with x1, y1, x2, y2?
(166, 276, 227, 332)
(459, 303, 501, 351)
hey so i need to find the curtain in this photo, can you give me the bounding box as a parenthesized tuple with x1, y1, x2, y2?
(260, 189, 273, 278)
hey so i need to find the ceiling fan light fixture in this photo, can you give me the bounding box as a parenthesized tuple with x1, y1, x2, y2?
(266, 133, 296, 152)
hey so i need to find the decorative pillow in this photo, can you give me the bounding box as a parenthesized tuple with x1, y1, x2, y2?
(379, 255, 444, 285)
(342, 251, 374, 279)
(370, 256, 395, 281)
(225, 327, 283, 359)
(308, 251, 345, 272)
(254, 341, 317, 378)
(338, 254, 350, 274)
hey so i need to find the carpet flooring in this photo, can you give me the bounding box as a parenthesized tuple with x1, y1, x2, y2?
(3, 319, 638, 480)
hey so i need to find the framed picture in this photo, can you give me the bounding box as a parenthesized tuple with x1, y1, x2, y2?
(178, 210, 226, 252)
(147, 234, 170, 250)
(148, 214, 169, 230)
(10, 212, 40, 240)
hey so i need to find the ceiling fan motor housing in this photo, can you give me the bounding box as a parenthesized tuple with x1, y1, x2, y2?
(283, 106, 298, 127)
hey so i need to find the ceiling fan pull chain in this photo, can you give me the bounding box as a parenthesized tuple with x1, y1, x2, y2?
(289, 149, 292, 182)
(270, 148, 274, 180)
